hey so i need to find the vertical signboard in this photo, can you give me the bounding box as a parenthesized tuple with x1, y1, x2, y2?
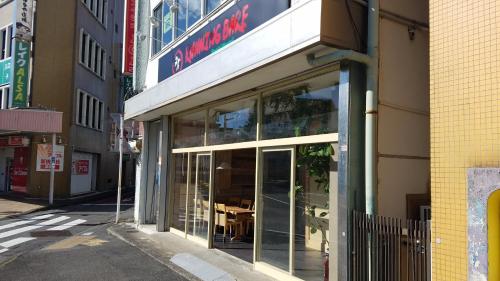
(10, 0, 34, 108)
(11, 40, 30, 108)
(14, 0, 34, 41)
(123, 0, 135, 74)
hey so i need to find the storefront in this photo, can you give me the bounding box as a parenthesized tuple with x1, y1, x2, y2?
(0, 136, 30, 193)
(126, 0, 367, 279)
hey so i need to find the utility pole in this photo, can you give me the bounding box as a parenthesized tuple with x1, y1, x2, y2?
(115, 115, 124, 223)
(49, 133, 56, 205)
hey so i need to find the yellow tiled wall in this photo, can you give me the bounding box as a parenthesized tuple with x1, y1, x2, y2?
(430, 0, 500, 280)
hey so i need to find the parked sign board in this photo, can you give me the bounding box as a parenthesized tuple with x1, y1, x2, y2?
(157, 0, 289, 83)
(36, 144, 64, 172)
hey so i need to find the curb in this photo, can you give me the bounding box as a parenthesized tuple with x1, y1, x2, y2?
(107, 224, 200, 281)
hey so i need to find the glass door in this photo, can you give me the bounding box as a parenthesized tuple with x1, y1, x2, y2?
(187, 153, 211, 242)
(257, 148, 295, 273)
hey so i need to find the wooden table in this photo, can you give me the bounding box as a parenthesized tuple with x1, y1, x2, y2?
(215, 204, 254, 239)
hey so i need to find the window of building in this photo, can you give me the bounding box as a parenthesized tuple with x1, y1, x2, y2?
(76, 89, 104, 130)
(81, 0, 107, 26)
(0, 86, 10, 109)
(206, 0, 222, 14)
(153, 0, 230, 56)
(79, 29, 106, 79)
(152, 4, 163, 55)
(0, 25, 13, 60)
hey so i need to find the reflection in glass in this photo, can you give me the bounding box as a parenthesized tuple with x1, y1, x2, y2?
(173, 110, 205, 148)
(206, 0, 222, 14)
(263, 73, 339, 139)
(177, 0, 201, 35)
(171, 153, 188, 231)
(260, 150, 291, 271)
(208, 98, 257, 145)
(294, 143, 333, 280)
(187, 154, 211, 240)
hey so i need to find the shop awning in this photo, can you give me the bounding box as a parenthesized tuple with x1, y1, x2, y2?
(0, 109, 63, 134)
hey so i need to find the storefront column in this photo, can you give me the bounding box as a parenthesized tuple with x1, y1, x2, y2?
(136, 121, 150, 224)
(156, 115, 171, 231)
(330, 62, 365, 281)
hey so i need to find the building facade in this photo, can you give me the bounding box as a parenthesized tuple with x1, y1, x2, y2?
(126, 0, 429, 280)
(430, 0, 500, 280)
(0, 0, 132, 198)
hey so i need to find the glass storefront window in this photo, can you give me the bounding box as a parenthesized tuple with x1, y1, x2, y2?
(171, 153, 188, 231)
(208, 98, 257, 145)
(294, 143, 333, 280)
(173, 110, 206, 148)
(262, 73, 339, 139)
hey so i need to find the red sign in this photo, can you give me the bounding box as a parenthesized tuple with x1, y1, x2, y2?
(0, 136, 28, 147)
(8, 136, 23, 146)
(73, 160, 89, 175)
(123, 0, 135, 74)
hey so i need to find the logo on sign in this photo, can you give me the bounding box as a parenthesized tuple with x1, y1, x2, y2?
(172, 49, 184, 74)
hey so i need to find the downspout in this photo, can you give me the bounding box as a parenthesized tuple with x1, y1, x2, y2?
(307, 0, 379, 216)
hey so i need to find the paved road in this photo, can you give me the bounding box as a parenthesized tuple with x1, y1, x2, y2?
(0, 195, 188, 281)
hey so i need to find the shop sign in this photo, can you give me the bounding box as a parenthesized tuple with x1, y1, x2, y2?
(14, 0, 33, 41)
(157, 0, 289, 82)
(122, 74, 134, 99)
(0, 136, 29, 147)
(72, 160, 89, 175)
(11, 39, 30, 108)
(0, 58, 11, 86)
(123, 0, 135, 74)
(36, 144, 64, 172)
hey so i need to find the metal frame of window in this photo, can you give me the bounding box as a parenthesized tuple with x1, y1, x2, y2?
(80, 0, 108, 27)
(76, 89, 104, 131)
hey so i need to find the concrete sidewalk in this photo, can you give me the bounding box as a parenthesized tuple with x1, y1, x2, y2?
(0, 197, 46, 219)
(108, 223, 276, 281)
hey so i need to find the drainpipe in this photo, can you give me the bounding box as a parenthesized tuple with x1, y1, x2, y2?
(307, 0, 379, 216)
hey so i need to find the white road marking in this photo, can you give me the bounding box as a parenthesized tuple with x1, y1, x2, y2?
(0, 237, 36, 248)
(81, 232, 93, 236)
(47, 219, 86, 231)
(0, 248, 8, 254)
(0, 221, 32, 231)
(0, 214, 55, 231)
(30, 214, 55, 220)
(37, 216, 70, 226)
(0, 225, 42, 239)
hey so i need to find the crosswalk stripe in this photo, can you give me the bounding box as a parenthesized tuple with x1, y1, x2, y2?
(47, 219, 86, 231)
(30, 214, 55, 220)
(37, 216, 70, 226)
(0, 248, 8, 254)
(0, 237, 36, 248)
(0, 225, 43, 239)
(0, 221, 32, 231)
(0, 214, 55, 231)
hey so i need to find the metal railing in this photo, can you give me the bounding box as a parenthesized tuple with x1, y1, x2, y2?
(351, 211, 431, 281)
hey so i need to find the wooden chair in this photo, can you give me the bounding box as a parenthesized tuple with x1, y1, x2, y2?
(245, 204, 255, 236)
(240, 199, 253, 210)
(214, 203, 243, 241)
(227, 197, 241, 206)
